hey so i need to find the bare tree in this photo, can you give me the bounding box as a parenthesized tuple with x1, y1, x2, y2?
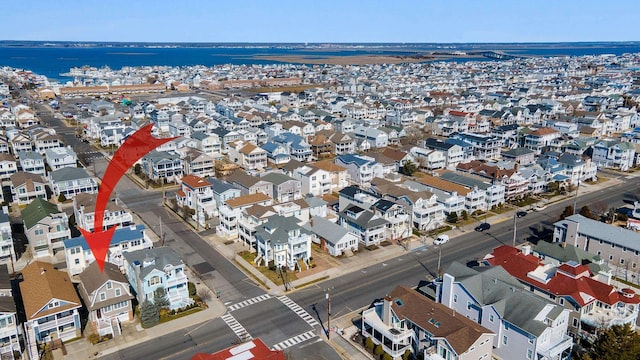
(592, 201, 609, 217)
(197, 288, 212, 304)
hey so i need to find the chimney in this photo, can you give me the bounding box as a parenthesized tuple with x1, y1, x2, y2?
(522, 245, 531, 256)
(382, 296, 392, 325)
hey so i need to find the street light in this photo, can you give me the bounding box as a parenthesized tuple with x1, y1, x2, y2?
(325, 287, 334, 339)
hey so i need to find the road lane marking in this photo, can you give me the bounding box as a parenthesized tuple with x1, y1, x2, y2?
(277, 295, 320, 327)
(271, 330, 317, 350)
(227, 294, 272, 312)
(221, 313, 253, 341)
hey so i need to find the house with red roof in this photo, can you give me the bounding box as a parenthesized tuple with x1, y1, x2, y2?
(485, 245, 640, 333)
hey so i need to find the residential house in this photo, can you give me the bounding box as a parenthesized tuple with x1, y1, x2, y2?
(140, 150, 183, 184)
(217, 193, 272, 239)
(22, 198, 70, 259)
(272, 132, 312, 162)
(254, 215, 313, 270)
(78, 262, 135, 337)
(49, 167, 98, 198)
(0, 154, 17, 184)
(436, 263, 573, 360)
(21, 262, 81, 360)
(353, 126, 389, 148)
(0, 212, 13, 268)
(226, 170, 274, 198)
(228, 140, 267, 171)
(44, 147, 78, 171)
(457, 161, 528, 201)
(190, 132, 222, 157)
(439, 171, 506, 210)
(338, 205, 388, 246)
(176, 175, 216, 227)
(310, 161, 350, 191)
(501, 147, 536, 165)
(289, 163, 332, 196)
(362, 285, 494, 360)
(64, 224, 153, 275)
(554, 214, 640, 282)
(261, 142, 291, 165)
(9, 132, 33, 154)
(31, 128, 62, 154)
(303, 216, 358, 256)
(73, 193, 133, 233)
(260, 172, 302, 203)
(237, 204, 276, 247)
(486, 245, 640, 333)
(17, 151, 46, 176)
(592, 140, 635, 171)
(123, 247, 193, 310)
(178, 147, 215, 178)
(10, 171, 47, 205)
(450, 132, 502, 160)
(0, 264, 20, 358)
(207, 177, 241, 216)
(372, 199, 411, 240)
(329, 132, 356, 155)
(524, 128, 561, 155)
(335, 154, 383, 187)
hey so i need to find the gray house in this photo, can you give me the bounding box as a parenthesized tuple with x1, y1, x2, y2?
(49, 167, 98, 198)
(260, 172, 302, 203)
(303, 216, 358, 256)
(207, 177, 241, 215)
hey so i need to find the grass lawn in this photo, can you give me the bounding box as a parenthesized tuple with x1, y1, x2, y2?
(159, 307, 203, 324)
(585, 176, 609, 185)
(511, 197, 538, 208)
(490, 206, 512, 214)
(237, 250, 298, 286)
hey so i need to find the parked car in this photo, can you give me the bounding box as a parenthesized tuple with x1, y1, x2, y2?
(475, 223, 491, 232)
(433, 235, 449, 245)
(516, 211, 527, 218)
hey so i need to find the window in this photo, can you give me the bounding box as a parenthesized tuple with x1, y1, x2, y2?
(502, 335, 508, 345)
(115, 288, 121, 297)
(559, 298, 565, 305)
(489, 314, 494, 323)
(107, 282, 112, 290)
(573, 318, 579, 328)
(100, 293, 106, 301)
(74, 259, 79, 265)
(621, 259, 625, 265)
(149, 276, 161, 286)
(610, 255, 614, 261)
(453, 294, 457, 303)
(527, 349, 533, 359)
(528, 338, 534, 344)
(467, 301, 472, 310)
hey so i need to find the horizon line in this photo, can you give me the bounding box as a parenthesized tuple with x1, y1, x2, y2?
(1, 40, 640, 45)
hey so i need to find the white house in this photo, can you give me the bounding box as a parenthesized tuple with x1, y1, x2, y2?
(254, 215, 313, 271)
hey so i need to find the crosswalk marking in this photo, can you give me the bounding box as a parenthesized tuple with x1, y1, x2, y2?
(221, 313, 253, 342)
(271, 330, 317, 351)
(277, 295, 319, 327)
(227, 294, 272, 312)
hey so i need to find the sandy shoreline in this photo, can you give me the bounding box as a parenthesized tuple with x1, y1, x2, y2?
(253, 54, 484, 65)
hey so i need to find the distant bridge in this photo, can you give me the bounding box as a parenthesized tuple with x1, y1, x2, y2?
(477, 51, 523, 60)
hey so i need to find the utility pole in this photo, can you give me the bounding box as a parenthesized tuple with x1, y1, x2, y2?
(573, 173, 582, 215)
(159, 216, 164, 247)
(513, 212, 517, 247)
(326, 288, 332, 339)
(437, 244, 442, 279)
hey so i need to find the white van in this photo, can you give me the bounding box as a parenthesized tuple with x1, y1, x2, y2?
(434, 235, 449, 245)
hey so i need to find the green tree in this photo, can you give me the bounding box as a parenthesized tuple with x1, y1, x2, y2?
(559, 205, 574, 221)
(400, 159, 418, 176)
(140, 300, 159, 328)
(188, 282, 197, 297)
(547, 181, 559, 193)
(58, 193, 66, 203)
(461, 210, 469, 221)
(575, 324, 640, 360)
(381, 352, 393, 360)
(446, 212, 459, 224)
(364, 337, 375, 352)
(134, 163, 142, 175)
(154, 288, 170, 310)
(402, 350, 414, 360)
(373, 344, 384, 357)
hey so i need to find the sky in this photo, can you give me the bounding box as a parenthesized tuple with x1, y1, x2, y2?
(1, 0, 638, 43)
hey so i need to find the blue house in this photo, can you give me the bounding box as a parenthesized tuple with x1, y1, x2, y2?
(122, 247, 192, 310)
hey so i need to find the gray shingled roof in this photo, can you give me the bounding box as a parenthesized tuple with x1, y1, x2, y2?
(123, 247, 184, 280)
(445, 263, 558, 337)
(303, 216, 349, 246)
(555, 214, 640, 251)
(49, 167, 92, 182)
(255, 215, 309, 245)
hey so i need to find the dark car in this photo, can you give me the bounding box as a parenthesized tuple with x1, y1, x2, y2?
(516, 211, 527, 218)
(475, 222, 491, 232)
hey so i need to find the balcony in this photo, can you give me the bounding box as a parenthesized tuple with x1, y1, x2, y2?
(582, 304, 638, 328)
(537, 334, 573, 360)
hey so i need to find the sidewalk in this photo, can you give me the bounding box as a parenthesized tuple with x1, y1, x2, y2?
(64, 294, 227, 359)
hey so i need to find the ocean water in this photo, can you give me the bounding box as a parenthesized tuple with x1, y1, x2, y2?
(1, 43, 639, 82)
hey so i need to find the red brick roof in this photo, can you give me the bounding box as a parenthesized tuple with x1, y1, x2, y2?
(182, 175, 210, 189)
(191, 338, 285, 360)
(487, 245, 640, 307)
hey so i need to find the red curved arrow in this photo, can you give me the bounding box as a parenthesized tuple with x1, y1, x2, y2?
(79, 124, 177, 271)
